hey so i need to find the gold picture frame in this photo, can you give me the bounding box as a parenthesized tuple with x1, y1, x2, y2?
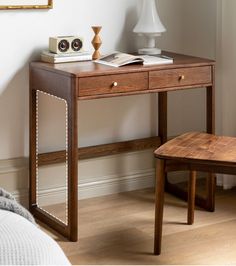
(0, 0, 52, 9)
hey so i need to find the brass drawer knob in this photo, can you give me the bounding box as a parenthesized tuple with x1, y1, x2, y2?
(112, 81, 118, 87)
(179, 75, 185, 81)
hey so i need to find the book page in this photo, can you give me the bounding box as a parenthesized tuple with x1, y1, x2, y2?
(99, 53, 140, 66)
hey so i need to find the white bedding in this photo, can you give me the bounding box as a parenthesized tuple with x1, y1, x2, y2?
(0, 209, 70, 265)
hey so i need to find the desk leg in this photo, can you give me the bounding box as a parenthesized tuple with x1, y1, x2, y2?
(158, 92, 168, 144)
(206, 85, 215, 135)
(29, 88, 37, 209)
(67, 89, 78, 241)
(206, 82, 216, 212)
(158, 92, 171, 191)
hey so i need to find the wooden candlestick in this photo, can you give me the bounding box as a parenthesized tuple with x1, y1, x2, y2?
(91, 26, 102, 60)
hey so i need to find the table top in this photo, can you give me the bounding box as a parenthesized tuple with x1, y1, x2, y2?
(30, 51, 215, 78)
(154, 132, 236, 166)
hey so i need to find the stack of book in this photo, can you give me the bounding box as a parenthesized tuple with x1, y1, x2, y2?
(41, 50, 92, 64)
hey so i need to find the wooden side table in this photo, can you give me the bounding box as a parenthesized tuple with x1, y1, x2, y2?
(29, 51, 215, 241)
(154, 132, 236, 255)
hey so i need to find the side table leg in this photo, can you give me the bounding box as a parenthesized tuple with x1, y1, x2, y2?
(188, 171, 196, 225)
(206, 173, 216, 212)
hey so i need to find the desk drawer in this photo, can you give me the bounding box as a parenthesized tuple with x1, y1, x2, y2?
(79, 72, 148, 97)
(149, 66, 212, 90)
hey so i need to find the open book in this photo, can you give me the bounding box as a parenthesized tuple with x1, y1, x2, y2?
(95, 52, 173, 67)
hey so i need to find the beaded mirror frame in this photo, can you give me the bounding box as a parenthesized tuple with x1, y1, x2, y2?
(0, 0, 52, 9)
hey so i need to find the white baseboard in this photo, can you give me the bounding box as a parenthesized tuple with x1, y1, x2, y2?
(78, 168, 155, 200)
(12, 168, 154, 207)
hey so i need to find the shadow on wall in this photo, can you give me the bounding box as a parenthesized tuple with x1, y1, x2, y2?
(115, 6, 141, 53)
(0, 49, 45, 205)
(0, 49, 42, 159)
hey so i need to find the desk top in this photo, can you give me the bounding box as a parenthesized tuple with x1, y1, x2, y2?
(31, 51, 215, 78)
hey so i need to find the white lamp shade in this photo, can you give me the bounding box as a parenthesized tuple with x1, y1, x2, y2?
(133, 0, 166, 34)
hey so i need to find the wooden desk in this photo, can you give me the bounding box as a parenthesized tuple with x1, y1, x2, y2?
(29, 51, 215, 241)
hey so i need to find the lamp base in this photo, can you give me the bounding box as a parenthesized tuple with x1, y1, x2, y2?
(138, 47, 162, 55)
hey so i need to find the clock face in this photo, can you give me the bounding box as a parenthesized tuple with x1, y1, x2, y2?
(58, 39, 69, 53)
(71, 38, 83, 52)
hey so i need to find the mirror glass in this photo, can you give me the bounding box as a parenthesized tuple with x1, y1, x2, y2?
(36, 91, 68, 225)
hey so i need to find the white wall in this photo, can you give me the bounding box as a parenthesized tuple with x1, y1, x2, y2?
(0, 0, 141, 159)
(0, 0, 218, 203)
(220, 0, 236, 136)
(167, 0, 217, 137)
(216, 0, 236, 189)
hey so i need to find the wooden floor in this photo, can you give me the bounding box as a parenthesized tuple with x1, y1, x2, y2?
(42, 186, 236, 265)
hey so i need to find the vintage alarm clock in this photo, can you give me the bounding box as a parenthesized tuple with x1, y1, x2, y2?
(49, 36, 83, 54)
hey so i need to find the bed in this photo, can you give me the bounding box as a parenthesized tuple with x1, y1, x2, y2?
(0, 189, 70, 265)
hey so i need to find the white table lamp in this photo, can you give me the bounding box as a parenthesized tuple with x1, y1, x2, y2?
(133, 0, 166, 55)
